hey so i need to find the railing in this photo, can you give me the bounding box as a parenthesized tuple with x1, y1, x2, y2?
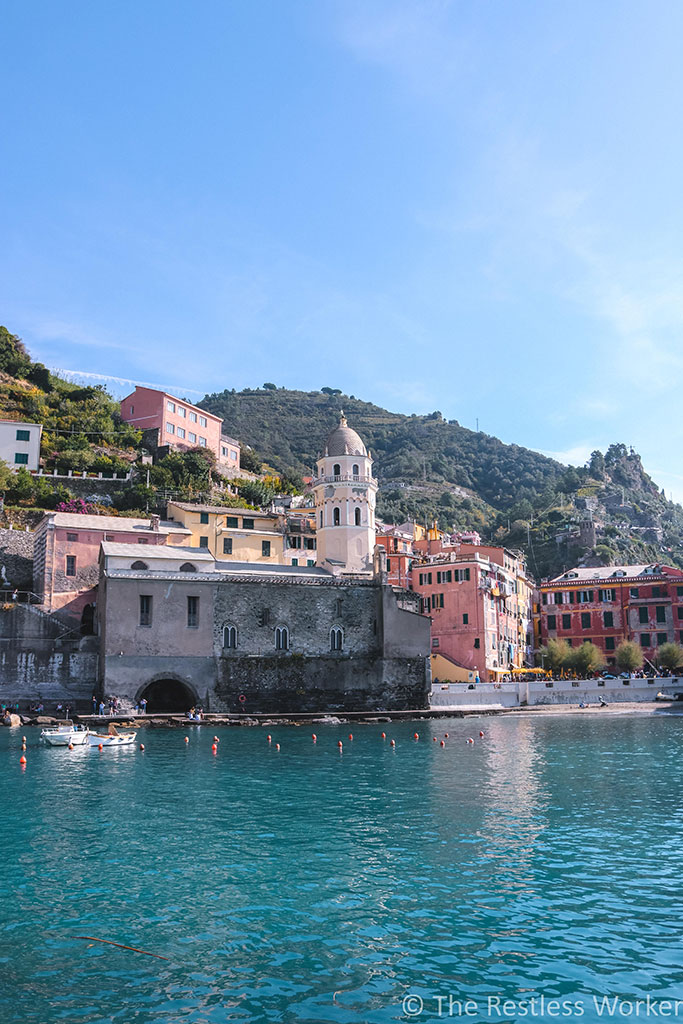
(31, 468, 134, 481)
(0, 589, 41, 605)
(312, 475, 376, 486)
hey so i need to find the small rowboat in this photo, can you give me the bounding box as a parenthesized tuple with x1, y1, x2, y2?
(41, 722, 90, 746)
(88, 723, 136, 747)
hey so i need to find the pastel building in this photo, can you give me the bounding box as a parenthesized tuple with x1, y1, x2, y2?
(412, 540, 533, 681)
(120, 386, 239, 472)
(313, 413, 377, 575)
(0, 420, 43, 472)
(166, 501, 286, 564)
(33, 511, 190, 626)
(375, 524, 414, 589)
(537, 564, 683, 665)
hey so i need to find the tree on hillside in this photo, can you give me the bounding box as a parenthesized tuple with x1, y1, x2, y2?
(239, 448, 262, 474)
(656, 642, 683, 672)
(615, 640, 644, 673)
(0, 459, 12, 493)
(0, 326, 31, 377)
(567, 641, 603, 677)
(263, 383, 276, 390)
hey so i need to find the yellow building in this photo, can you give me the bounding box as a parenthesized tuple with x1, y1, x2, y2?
(166, 501, 286, 563)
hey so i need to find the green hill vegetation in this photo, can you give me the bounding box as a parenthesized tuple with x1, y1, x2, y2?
(2, 325, 683, 580)
(201, 386, 683, 578)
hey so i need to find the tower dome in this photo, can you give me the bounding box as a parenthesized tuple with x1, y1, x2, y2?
(324, 412, 367, 458)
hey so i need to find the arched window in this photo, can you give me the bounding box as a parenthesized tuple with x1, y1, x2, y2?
(179, 562, 197, 572)
(223, 624, 237, 649)
(275, 626, 289, 651)
(333, 507, 341, 526)
(333, 463, 341, 477)
(352, 463, 359, 477)
(131, 560, 148, 570)
(354, 507, 361, 526)
(330, 627, 344, 651)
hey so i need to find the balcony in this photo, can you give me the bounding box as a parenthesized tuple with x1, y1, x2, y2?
(312, 474, 376, 486)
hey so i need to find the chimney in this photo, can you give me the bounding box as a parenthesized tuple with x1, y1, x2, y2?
(150, 514, 160, 532)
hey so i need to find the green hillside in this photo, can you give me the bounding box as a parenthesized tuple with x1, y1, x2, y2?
(201, 387, 683, 578)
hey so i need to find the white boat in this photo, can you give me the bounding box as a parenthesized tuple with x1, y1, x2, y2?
(88, 724, 136, 747)
(41, 721, 90, 746)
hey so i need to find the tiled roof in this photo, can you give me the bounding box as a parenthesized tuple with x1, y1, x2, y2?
(47, 512, 190, 534)
(548, 563, 683, 584)
(100, 542, 214, 560)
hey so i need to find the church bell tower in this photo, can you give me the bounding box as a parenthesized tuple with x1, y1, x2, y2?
(313, 412, 377, 575)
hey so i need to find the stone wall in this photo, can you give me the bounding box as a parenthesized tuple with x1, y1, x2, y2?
(99, 571, 431, 712)
(0, 603, 98, 709)
(0, 527, 35, 591)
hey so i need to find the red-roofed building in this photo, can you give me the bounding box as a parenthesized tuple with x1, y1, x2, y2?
(537, 563, 683, 665)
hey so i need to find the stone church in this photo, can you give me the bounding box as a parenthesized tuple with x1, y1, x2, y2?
(98, 415, 431, 713)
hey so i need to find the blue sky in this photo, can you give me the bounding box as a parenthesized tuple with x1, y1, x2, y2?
(2, 1, 683, 499)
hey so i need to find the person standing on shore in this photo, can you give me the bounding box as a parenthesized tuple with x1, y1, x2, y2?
(140, 697, 147, 715)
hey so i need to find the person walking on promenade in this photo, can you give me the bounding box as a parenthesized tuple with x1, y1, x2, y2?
(92, 695, 97, 713)
(98, 701, 105, 716)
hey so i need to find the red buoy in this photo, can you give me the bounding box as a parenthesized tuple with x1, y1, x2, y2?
(312, 733, 317, 742)
(381, 732, 386, 739)
(444, 733, 449, 739)
(276, 743, 281, 751)
(213, 736, 219, 743)
(433, 737, 437, 742)
(139, 743, 145, 751)
(211, 743, 217, 754)
(348, 733, 353, 741)
(338, 740, 343, 748)
(267, 734, 272, 744)
(440, 740, 445, 748)
(98, 743, 103, 752)
(413, 732, 419, 740)
(68, 743, 74, 750)
(184, 736, 189, 744)
(479, 731, 484, 738)
(19, 755, 26, 765)
(467, 738, 474, 744)
(390, 739, 396, 747)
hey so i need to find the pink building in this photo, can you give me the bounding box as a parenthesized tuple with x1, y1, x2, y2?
(120, 387, 239, 470)
(33, 511, 191, 626)
(412, 540, 532, 681)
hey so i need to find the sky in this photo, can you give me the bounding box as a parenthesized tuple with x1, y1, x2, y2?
(2, 0, 683, 499)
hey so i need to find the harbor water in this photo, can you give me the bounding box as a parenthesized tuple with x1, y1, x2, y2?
(1, 714, 682, 1022)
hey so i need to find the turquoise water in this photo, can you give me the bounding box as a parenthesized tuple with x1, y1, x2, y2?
(2, 715, 683, 1023)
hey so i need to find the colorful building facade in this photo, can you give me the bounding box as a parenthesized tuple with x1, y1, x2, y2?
(412, 540, 532, 681)
(166, 501, 286, 564)
(33, 511, 190, 625)
(0, 419, 43, 472)
(537, 564, 683, 665)
(120, 386, 239, 471)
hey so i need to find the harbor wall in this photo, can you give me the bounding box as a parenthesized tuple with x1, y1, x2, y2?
(0, 603, 98, 709)
(430, 676, 683, 708)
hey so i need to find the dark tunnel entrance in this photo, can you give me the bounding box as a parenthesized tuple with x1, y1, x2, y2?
(138, 678, 196, 713)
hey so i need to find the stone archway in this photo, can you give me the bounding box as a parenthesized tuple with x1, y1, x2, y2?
(137, 676, 198, 713)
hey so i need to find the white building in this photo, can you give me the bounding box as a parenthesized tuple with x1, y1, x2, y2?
(0, 420, 43, 472)
(313, 413, 378, 575)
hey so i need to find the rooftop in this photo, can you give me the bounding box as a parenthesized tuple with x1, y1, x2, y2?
(100, 542, 214, 560)
(323, 412, 368, 458)
(167, 501, 277, 519)
(547, 564, 683, 585)
(120, 385, 223, 422)
(45, 512, 190, 534)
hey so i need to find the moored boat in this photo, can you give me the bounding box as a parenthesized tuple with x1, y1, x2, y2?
(41, 722, 90, 746)
(88, 724, 136, 747)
